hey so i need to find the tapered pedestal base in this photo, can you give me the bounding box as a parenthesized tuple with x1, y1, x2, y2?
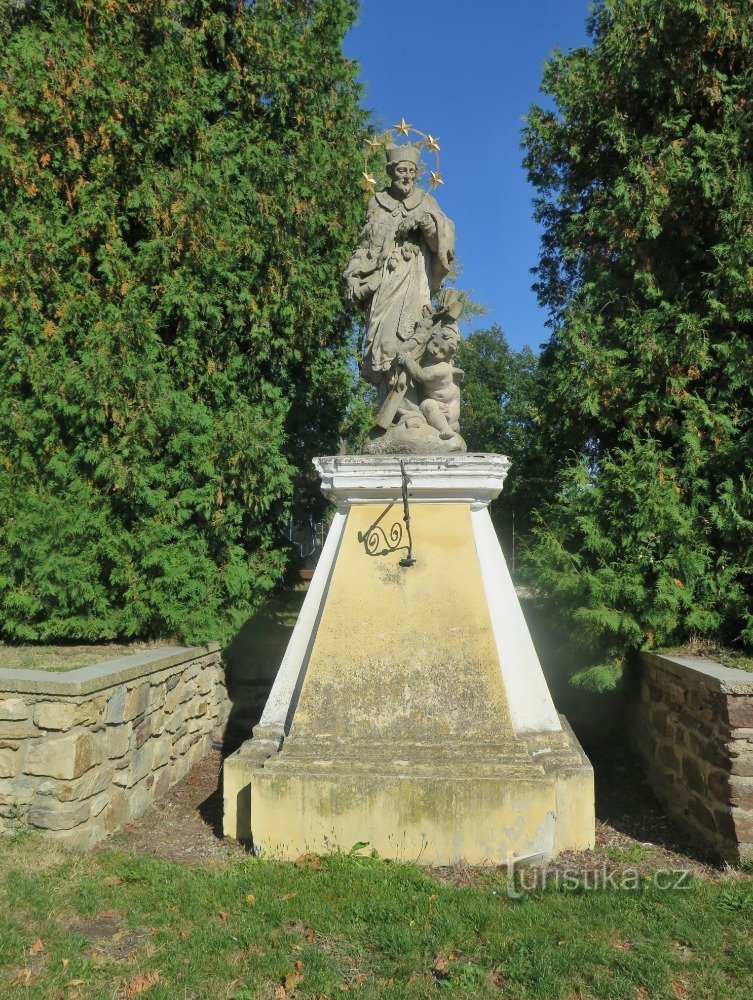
(223, 455, 594, 864)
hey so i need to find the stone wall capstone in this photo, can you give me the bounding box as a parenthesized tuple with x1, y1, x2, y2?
(0, 645, 229, 847)
(627, 652, 753, 865)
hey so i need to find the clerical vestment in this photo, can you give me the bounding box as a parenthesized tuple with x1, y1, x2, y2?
(346, 186, 455, 386)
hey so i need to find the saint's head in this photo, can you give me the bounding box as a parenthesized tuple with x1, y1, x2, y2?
(385, 143, 421, 200)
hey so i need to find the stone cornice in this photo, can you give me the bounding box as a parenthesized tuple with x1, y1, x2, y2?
(313, 453, 511, 507)
(0, 643, 220, 696)
(641, 651, 753, 695)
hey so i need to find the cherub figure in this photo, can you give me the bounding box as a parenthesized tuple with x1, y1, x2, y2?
(397, 327, 464, 441)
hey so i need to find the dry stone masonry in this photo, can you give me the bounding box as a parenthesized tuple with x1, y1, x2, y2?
(627, 652, 753, 865)
(0, 645, 228, 847)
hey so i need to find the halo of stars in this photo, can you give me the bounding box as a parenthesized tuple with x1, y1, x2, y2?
(362, 118, 444, 193)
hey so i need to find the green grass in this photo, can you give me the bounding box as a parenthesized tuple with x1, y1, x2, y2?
(1, 835, 752, 999)
(0, 641, 175, 673)
(603, 844, 655, 865)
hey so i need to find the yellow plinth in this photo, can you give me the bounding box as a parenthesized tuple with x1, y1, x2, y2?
(292, 503, 514, 744)
(225, 472, 594, 864)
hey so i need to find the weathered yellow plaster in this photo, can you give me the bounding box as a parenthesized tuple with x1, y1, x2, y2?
(292, 503, 514, 743)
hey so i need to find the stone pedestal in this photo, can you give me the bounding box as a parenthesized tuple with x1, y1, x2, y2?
(223, 455, 594, 864)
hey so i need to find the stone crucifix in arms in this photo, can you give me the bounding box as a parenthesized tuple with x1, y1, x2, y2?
(344, 122, 467, 454)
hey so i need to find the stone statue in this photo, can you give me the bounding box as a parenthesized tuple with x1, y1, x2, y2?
(397, 329, 463, 441)
(345, 140, 466, 454)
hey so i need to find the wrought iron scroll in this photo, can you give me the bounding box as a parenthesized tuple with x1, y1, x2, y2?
(357, 504, 404, 557)
(356, 462, 416, 567)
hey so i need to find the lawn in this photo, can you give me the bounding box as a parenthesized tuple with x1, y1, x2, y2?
(1, 834, 752, 1000)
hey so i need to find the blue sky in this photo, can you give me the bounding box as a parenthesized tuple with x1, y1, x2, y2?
(343, 1, 593, 353)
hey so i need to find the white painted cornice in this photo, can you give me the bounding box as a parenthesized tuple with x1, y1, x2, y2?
(313, 454, 511, 507)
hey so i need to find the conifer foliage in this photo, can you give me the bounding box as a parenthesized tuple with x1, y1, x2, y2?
(523, 0, 753, 688)
(457, 325, 545, 542)
(0, 0, 366, 643)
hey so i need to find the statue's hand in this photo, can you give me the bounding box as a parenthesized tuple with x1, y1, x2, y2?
(396, 217, 418, 239)
(418, 211, 436, 235)
(346, 276, 370, 303)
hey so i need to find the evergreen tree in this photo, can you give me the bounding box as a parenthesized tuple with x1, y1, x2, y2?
(0, 0, 367, 643)
(457, 325, 546, 560)
(459, 325, 540, 461)
(522, 0, 753, 688)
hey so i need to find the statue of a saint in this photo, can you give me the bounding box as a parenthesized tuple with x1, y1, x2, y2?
(345, 141, 465, 454)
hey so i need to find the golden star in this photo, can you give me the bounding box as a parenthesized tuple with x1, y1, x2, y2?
(426, 134, 440, 152)
(393, 117, 411, 136)
(429, 171, 444, 188)
(362, 171, 377, 189)
(365, 137, 381, 155)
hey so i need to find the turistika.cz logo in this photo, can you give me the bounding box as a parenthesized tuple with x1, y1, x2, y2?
(504, 860, 692, 899)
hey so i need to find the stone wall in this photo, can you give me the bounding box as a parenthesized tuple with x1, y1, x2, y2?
(627, 652, 753, 865)
(0, 645, 229, 847)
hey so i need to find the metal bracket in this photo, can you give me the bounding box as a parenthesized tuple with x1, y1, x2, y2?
(398, 460, 416, 568)
(356, 461, 417, 568)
